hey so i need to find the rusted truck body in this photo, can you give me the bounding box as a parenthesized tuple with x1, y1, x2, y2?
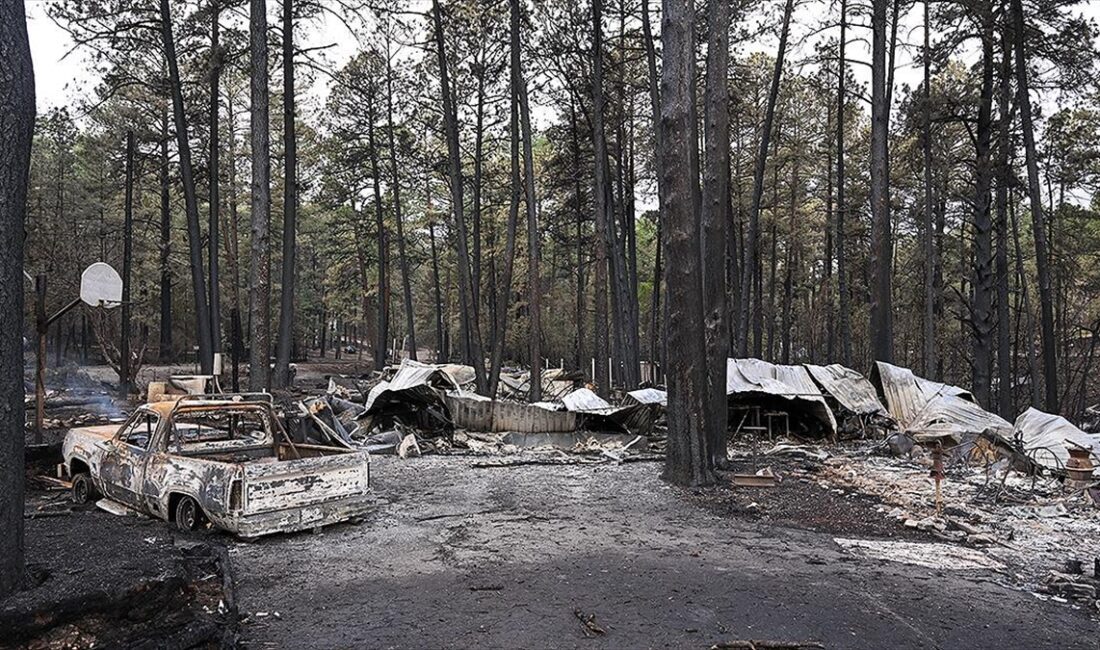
(61, 395, 372, 537)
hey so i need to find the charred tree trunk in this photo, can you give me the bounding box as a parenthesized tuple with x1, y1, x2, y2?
(247, 0, 272, 390)
(387, 57, 417, 363)
(869, 0, 893, 363)
(569, 101, 586, 371)
(641, 0, 663, 371)
(488, 39, 522, 398)
(432, 0, 487, 392)
(274, 0, 296, 386)
(224, 87, 243, 390)
(429, 220, 445, 361)
(368, 84, 389, 371)
(513, 0, 542, 400)
(160, 0, 213, 373)
(921, 0, 935, 377)
(660, 0, 712, 487)
(738, 0, 792, 357)
(701, 0, 730, 466)
(0, 0, 33, 596)
(1009, 0, 1058, 412)
(159, 107, 173, 361)
(209, 1, 222, 356)
(472, 70, 485, 317)
(995, 24, 1013, 417)
(971, 10, 996, 407)
(591, 0, 611, 396)
(835, 0, 852, 366)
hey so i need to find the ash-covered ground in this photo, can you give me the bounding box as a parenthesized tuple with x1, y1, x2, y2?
(225, 455, 1097, 649)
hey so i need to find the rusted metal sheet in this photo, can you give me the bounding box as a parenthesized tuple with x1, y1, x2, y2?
(1013, 407, 1100, 472)
(726, 359, 838, 436)
(804, 364, 888, 417)
(870, 361, 1010, 443)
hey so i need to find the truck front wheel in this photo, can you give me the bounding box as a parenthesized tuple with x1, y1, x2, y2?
(174, 495, 205, 532)
(71, 473, 98, 505)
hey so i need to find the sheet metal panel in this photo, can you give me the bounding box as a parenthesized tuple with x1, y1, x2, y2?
(805, 364, 888, 416)
(1013, 407, 1100, 469)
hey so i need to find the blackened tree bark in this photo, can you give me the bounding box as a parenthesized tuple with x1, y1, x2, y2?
(921, 0, 935, 377)
(209, 0, 223, 356)
(738, 0, 793, 357)
(835, 0, 852, 366)
(591, 0, 611, 396)
(1010, 0, 1058, 412)
(701, 0, 730, 467)
(432, 0, 487, 393)
(121, 131, 135, 396)
(429, 219, 445, 361)
(513, 0, 542, 400)
(641, 0, 662, 370)
(159, 107, 173, 361)
(1010, 188, 1041, 406)
(971, 7, 996, 407)
(274, 0, 296, 386)
(0, 0, 34, 596)
(994, 19, 1013, 417)
(248, 0, 272, 390)
(160, 0, 214, 374)
(569, 101, 586, 370)
(660, 0, 712, 487)
(869, 0, 893, 363)
(225, 88, 244, 390)
(488, 44, 522, 398)
(386, 52, 417, 363)
(368, 82, 389, 371)
(472, 66, 485, 316)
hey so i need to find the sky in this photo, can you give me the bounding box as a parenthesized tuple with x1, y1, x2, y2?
(24, 1, 1100, 122)
(24, 0, 900, 116)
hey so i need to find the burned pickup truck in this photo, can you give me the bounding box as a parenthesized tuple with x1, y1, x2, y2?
(60, 394, 372, 537)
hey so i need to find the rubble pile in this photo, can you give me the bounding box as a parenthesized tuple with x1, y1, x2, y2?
(732, 437, 1100, 612)
(293, 359, 665, 463)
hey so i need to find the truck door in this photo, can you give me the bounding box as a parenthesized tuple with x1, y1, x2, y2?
(99, 410, 160, 510)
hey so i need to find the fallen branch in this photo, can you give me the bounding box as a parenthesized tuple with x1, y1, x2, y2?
(573, 609, 605, 637)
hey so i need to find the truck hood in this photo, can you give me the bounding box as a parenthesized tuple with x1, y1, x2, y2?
(63, 424, 119, 464)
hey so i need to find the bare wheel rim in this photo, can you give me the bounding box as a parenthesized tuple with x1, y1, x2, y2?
(179, 498, 197, 529)
(73, 477, 88, 503)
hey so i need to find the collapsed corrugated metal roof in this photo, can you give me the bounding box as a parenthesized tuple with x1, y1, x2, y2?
(870, 361, 1010, 443)
(804, 364, 889, 417)
(624, 388, 667, 407)
(1013, 407, 1100, 471)
(726, 359, 838, 436)
(364, 360, 466, 411)
(562, 388, 611, 412)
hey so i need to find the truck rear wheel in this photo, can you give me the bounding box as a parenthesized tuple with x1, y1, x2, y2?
(174, 495, 204, 532)
(71, 473, 97, 505)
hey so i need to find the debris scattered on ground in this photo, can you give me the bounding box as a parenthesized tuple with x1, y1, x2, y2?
(833, 537, 1006, 570)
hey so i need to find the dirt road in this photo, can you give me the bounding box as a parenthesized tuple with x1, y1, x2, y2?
(229, 456, 1099, 649)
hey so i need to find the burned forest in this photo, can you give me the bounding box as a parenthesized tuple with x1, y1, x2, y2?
(4, 0, 1100, 647)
